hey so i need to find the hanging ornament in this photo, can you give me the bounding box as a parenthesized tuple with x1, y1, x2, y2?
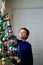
(2, 60, 5, 65)
(8, 29, 13, 33)
(6, 14, 11, 25)
(2, 57, 6, 61)
(0, 19, 3, 23)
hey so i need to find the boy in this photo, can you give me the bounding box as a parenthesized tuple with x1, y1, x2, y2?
(17, 28, 33, 65)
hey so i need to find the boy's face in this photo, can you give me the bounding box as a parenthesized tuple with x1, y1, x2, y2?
(19, 29, 27, 40)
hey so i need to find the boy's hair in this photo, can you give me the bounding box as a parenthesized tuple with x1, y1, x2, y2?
(20, 28, 30, 39)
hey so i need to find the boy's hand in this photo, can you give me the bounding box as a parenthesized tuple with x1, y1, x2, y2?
(17, 59, 21, 63)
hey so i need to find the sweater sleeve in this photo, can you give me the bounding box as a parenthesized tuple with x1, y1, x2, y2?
(27, 44, 33, 65)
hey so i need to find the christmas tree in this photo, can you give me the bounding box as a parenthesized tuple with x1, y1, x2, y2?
(0, 1, 21, 65)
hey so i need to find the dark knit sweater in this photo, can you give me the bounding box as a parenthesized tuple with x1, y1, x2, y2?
(12, 39, 33, 65)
